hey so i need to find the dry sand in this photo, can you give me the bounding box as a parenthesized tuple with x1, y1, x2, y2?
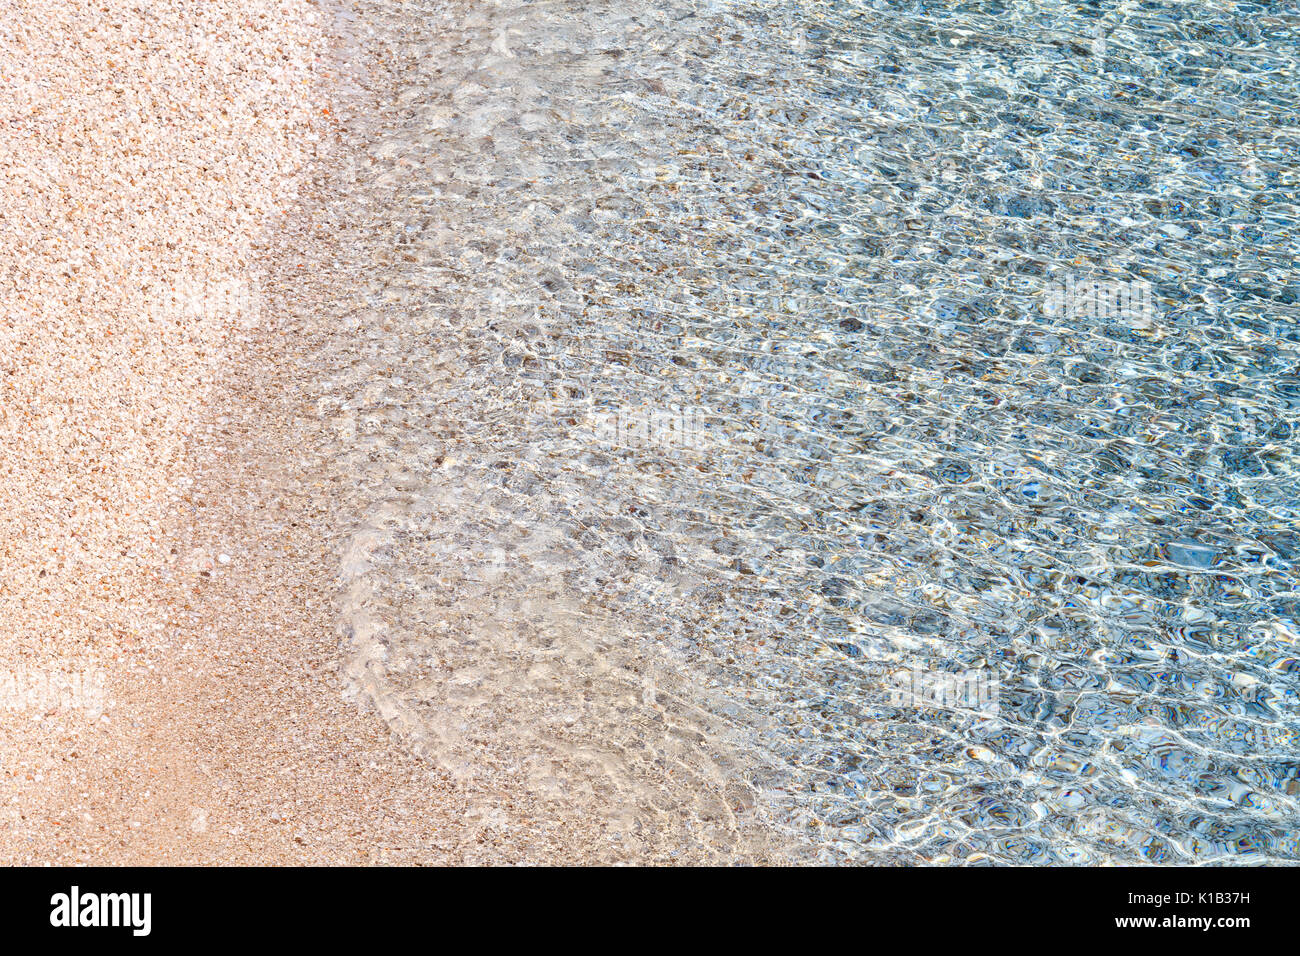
(1, 0, 786, 864)
(0, 0, 334, 861)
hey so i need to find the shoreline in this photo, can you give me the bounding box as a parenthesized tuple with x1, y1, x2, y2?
(5, 0, 792, 864)
(5, 0, 1296, 870)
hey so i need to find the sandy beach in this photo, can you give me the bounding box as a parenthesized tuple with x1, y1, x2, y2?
(0, 0, 333, 861)
(7, 0, 1296, 868)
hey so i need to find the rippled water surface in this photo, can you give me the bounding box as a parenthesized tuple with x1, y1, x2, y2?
(322, 0, 1300, 862)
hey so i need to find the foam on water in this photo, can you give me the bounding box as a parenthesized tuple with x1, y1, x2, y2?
(321, 0, 1300, 862)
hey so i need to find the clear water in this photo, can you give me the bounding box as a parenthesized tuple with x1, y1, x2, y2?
(321, 0, 1300, 862)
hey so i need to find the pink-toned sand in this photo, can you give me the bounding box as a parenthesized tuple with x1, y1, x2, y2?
(0, 0, 441, 863)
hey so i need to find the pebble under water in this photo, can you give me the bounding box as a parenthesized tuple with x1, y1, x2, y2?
(321, 0, 1300, 862)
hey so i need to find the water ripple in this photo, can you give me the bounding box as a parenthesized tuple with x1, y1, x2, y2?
(321, 0, 1300, 862)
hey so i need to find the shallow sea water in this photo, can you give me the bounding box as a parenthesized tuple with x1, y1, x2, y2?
(324, 0, 1300, 862)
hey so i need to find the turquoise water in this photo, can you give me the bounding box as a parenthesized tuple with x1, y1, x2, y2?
(329, 0, 1300, 862)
